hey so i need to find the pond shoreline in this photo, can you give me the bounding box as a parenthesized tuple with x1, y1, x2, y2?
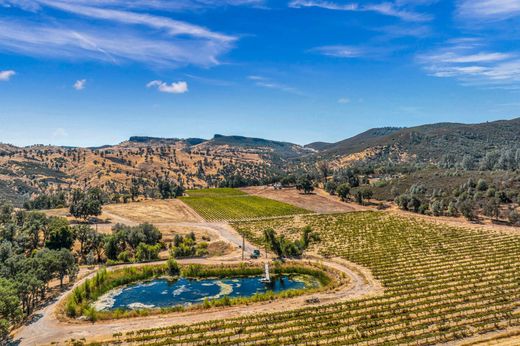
(94, 273, 319, 312)
(62, 262, 335, 321)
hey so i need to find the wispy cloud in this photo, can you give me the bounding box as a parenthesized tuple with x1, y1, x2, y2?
(310, 45, 366, 58)
(0, 69, 15, 81)
(457, 0, 520, 21)
(73, 79, 86, 90)
(184, 73, 234, 86)
(247, 75, 301, 94)
(0, 1, 237, 68)
(147, 80, 189, 94)
(289, 0, 432, 22)
(0, 0, 266, 12)
(417, 39, 520, 86)
(338, 97, 350, 104)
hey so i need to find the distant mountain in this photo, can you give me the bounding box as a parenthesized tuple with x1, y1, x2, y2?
(310, 127, 402, 156)
(314, 119, 520, 164)
(127, 136, 206, 146)
(2, 118, 520, 206)
(205, 134, 311, 159)
(304, 141, 332, 151)
(0, 134, 304, 205)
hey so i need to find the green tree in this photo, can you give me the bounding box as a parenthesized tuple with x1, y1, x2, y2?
(69, 188, 104, 221)
(0, 278, 22, 342)
(55, 249, 78, 287)
(324, 181, 338, 195)
(296, 176, 314, 194)
(46, 217, 75, 250)
(336, 183, 351, 201)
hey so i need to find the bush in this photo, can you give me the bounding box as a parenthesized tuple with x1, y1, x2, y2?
(167, 258, 180, 276)
(117, 251, 130, 263)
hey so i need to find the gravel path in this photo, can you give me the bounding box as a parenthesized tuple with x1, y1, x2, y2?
(11, 220, 381, 346)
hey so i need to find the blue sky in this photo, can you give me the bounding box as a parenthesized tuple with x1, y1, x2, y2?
(1, 0, 520, 147)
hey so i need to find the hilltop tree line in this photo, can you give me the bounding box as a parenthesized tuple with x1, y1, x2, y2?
(23, 177, 185, 212)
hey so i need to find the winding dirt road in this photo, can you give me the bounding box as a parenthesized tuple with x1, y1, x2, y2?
(11, 221, 382, 346)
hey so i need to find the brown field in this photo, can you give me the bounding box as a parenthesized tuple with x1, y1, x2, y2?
(241, 186, 356, 213)
(103, 199, 202, 224)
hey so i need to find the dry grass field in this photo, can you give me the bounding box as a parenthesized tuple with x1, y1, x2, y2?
(242, 186, 356, 213)
(103, 199, 202, 223)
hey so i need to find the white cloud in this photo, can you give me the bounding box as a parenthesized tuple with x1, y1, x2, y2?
(247, 75, 301, 94)
(289, 0, 432, 22)
(147, 80, 188, 94)
(0, 0, 266, 12)
(457, 0, 520, 21)
(417, 39, 520, 86)
(0, 1, 236, 68)
(338, 97, 350, 104)
(0, 69, 15, 81)
(311, 45, 365, 58)
(73, 79, 87, 90)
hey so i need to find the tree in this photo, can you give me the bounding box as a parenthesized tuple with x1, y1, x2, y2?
(430, 200, 443, 216)
(476, 179, 488, 192)
(458, 199, 476, 221)
(508, 209, 520, 226)
(0, 203, 13, 224)
(130, 178, 140, 201)
(74, 224, 95, 262)
(46, 217, 75, 250)
(336, 183, 351, 201)
(296, 176, 314, 194)
(157, 179, 184, 199)
(263, 226, 319, 259)
(324, 181, 338, 195)
(317, 161, 330, 183)
(483, 199, 500, 220)
(69, 188, 104, 221)
(461, 155, 476, 171)
(0, 278, 22, 342)
(21, 212, 48, 252)
(167, 258, 180, 276)
(135, 243, 161, 262)
(55, 249, 78, 287)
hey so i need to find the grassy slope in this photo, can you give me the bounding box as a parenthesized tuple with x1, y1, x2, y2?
(181, 188, 311, 221)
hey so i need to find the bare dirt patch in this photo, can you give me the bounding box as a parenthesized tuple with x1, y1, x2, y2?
(242, 186, 356, 213)
(103, 199, 202, 223)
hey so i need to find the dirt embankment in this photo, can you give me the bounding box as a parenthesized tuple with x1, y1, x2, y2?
(242, 186, 357, 213)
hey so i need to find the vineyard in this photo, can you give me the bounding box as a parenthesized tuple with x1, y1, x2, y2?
(82, 211, 520, 345)
(180, 188, 310, 221)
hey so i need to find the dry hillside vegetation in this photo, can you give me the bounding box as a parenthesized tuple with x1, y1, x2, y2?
(0, 138, 283, 205)
(87, 211, 520, 345)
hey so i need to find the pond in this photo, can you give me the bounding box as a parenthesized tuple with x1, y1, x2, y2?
(94, 275, 319, 311)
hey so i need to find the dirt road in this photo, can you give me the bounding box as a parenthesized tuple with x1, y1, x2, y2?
(11, 254, 381, 346)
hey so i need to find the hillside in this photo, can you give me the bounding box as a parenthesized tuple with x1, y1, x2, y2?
(0, 135, 305, 205)
(2, 117, 520, 206)
(315, 118, 520, 165)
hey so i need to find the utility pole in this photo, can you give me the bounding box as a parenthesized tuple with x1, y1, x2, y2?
(242, 235, 245, 261)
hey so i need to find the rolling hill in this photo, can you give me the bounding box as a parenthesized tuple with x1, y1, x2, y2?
(1, 117, 519, 205)
(313, 118, 520, 165)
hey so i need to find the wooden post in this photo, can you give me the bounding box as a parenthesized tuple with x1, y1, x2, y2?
(242, 235, 245, 261)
